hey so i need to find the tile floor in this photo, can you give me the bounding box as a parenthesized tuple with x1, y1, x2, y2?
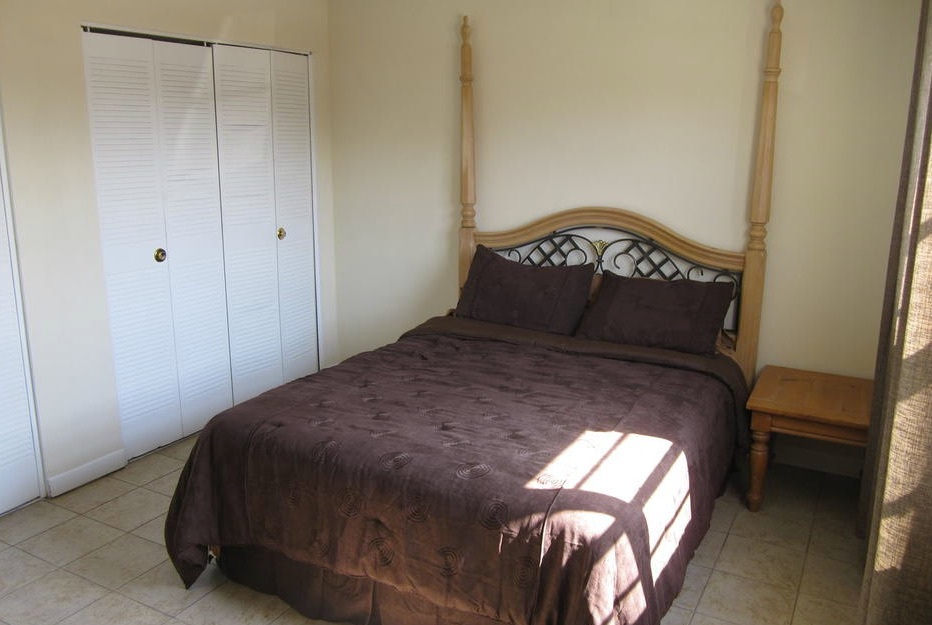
(0, 436, 865, 625)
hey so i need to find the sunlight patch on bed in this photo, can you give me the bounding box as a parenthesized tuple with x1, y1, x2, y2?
(527, 430, 692, 580)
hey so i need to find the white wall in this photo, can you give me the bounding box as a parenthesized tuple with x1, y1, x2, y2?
(0, 0, 337, 492)
(329, 0, 919, 379)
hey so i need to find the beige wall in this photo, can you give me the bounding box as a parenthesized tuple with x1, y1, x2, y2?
(329, 0, 919, 378)
(0, 0, 919, 495)
(0, 0, 336, 489)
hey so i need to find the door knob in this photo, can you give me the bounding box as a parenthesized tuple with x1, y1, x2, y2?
(277, 227, 287, 240)
(154, 248, 167, 263)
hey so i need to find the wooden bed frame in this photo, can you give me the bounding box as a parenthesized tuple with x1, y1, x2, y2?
(457, 2, 784, 385)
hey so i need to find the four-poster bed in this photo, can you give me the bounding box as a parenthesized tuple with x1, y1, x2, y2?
(166, 3, 784, 624)
(457, 6, 782, 386)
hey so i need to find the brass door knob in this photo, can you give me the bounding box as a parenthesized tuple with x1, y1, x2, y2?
(277, 227, 287, 240)
(154, 248, 167, 263)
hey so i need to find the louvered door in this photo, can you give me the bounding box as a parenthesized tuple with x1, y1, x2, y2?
(85, 34, 318, 456)
(272, 51, 319, 382)
(84, 33, 232, 457)
(155, 42, 233, 435)
(84, 33, 182, 457)
(0, 120, 41, 513)
(215, 46, 319, 403)
(214, 45, 284, 404)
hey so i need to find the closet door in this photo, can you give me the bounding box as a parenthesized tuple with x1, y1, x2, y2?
(215, 46, 319, 402)
(0, 124, 41, 513)
(84, 33, 232, 457)
(214, 45, 284, 403)
(272, 51, 319, 382)
(84, 33, 181, 457)
(154, 42, 233, 435)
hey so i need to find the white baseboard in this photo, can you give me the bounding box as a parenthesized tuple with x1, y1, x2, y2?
(45, 449, 127, 497)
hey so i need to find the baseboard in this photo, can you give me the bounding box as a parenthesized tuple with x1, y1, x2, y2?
(45, 449, 127, 497)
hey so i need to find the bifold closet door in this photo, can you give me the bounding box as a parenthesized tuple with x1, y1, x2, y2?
(214, 46, 319, 404)
(84, 33, 232, 458)
(214, 45, 282, 404)
(155, 41, 233, 437)
(272, 51, 319, 383)
(0, 140, 41, 513)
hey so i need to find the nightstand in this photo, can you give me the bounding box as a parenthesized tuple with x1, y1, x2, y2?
(745, 365, 873, 511)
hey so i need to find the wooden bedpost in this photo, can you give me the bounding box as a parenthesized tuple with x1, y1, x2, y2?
(735, 0, 783, 385)
(459, 16, 477, 287)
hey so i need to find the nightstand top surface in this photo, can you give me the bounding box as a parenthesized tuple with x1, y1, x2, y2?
(747, 365, 873, 428)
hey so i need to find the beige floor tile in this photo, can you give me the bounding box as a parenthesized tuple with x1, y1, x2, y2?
(65, 534, 167, 590)
(765, 465, 822, 512)
(59, 592, 171, 625)
(50, 477, 137, 514)
(112, 454, 185, 487)
(743, 481, 817, 522)
(673, 563, 712, 610)
(799, 554, 863, 607)
(791, 593, 858, 625)
(660, 605, 693, 625)
(714, 534, 805, 590)
(0, 501, 75, 545)
(709, 500, 740, 534)
(718, 481, 744, 505)
(696, 570, 795, 625)
(812, 501, 860, 538)
(729, 507, 812, 552)
(808, 523, 867, 565)
(145, 470, 183, 497)
(85, 488, 172, 532)
(0, 569, 108, 625)
(157, 436, 198, 462)
(175, 579, 289, 625)
(818, 474, 860, 507)
(133, 514, 168, 546)
(17, 516, 124, 566)
(762, 487, 819, 520)
(0, 548, 56, 598)
(689, 614, 737, 625)
(121, 560, 227, 616)
(692, 530, 726, 568)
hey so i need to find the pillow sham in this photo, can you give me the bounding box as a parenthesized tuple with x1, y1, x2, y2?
(576, 272, 733, 355)
(455, 245, 594, 335)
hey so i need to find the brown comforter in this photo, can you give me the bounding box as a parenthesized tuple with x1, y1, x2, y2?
(165, 316, 748, 625)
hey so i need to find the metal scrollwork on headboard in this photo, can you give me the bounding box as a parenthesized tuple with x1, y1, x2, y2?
(494, 225, 742, 332)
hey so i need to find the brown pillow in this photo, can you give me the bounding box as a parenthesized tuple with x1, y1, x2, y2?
(455, 245, 594, 335)
(576, 272, 733, 355)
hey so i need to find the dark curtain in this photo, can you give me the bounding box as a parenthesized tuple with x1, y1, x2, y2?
(859, 1, 932, 622)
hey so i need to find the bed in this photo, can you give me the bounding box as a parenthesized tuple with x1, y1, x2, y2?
(165, 4, 784, 625)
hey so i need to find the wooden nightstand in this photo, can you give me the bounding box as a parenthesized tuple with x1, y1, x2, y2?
(745, 365, 873, 511)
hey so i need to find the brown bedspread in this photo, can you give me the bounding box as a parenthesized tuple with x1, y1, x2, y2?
(165, 316, 747, 625)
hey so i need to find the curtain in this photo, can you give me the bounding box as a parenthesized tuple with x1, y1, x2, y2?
(859, 1, 932, 622)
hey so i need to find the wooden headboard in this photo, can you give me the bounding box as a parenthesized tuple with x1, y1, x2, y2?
(456, 3, 784, 385)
